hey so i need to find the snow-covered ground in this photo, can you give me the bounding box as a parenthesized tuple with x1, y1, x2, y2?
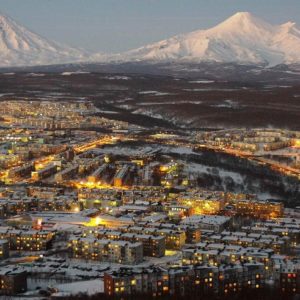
(187, 162, 243, 185)
(138, 101, 202, 106)
(52, 279, 104, 297)
(104, 75, 131, 80)
(61, 72, 91, 76)
(138, 91, 172, 96)
(189, 80, 215, 84)
(92, 145, 160, 156)
(210, 100, 243, 109)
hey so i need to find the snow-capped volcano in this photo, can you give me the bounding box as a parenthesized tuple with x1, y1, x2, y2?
(116, 12, 300, 66)
(0, 13, 88, 67)
(1, 11, 300, 67)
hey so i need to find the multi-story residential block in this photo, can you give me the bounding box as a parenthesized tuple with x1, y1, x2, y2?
(69, 237, 143, 264)
(181, 215, 231, 233)
(93, 230, 165, 257)
(0, 240, 9, 260)
(178, 196, 225, 215)
(104, 263, 266, 298)
(31, 163, 57, 181)
(114, 165, 130, 187)
(125, 226, 186, 250)
(0, 228, 54, 251)
(54, 164, 78, 182)
(280, 265, 300, 294)
(235, 200, 283, 219)
(0, 268, 27, 295)
(104, 267, 169, 297)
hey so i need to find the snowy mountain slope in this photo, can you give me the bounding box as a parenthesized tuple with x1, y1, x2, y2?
(1, 11, 300, 67)
(0, 13, 89, 67)
(114, 12, 300, 66)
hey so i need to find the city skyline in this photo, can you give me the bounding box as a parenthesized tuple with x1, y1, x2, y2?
(0, 1, 299, 299)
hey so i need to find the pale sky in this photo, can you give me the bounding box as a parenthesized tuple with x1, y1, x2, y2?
(0, 0, 299, 53)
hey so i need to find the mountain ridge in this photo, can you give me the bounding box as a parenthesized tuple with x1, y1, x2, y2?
(109, 12, 300, 66)
(0, 13, 89, 67)
(0, 12, 300, 67)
